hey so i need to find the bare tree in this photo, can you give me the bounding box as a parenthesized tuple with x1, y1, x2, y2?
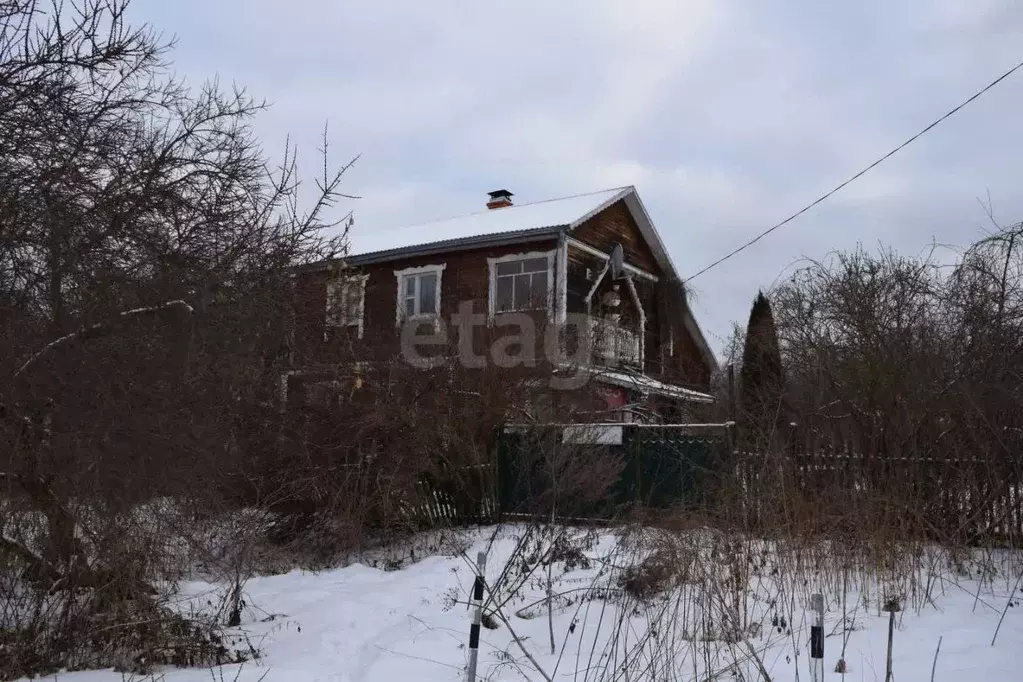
(0, 1, 356, 675)
(748, 236, 1023, 544)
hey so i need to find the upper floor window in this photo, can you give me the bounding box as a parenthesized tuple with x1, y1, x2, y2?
(488, 251, 554, 316)
(326, 274, 368, 338)
(394, 264, 445, 324)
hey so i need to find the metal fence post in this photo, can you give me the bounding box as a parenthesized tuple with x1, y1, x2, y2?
(810, 592, 824, 682)
(466, 551, 488, 682)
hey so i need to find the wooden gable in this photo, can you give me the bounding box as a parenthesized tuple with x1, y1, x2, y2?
(570, 199, 659, 275)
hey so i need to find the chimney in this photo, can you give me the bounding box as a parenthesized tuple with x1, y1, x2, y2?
(486, 189, 513, 210)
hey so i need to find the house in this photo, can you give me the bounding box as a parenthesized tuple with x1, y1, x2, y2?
(288, 186, 718, 422)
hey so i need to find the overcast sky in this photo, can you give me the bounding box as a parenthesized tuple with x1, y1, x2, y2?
(131, 0, 1023, 354)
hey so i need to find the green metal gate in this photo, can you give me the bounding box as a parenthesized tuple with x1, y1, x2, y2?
(497, 424, 729, 520)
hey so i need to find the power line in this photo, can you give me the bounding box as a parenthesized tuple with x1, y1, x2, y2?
(685, 59, 1023, 283)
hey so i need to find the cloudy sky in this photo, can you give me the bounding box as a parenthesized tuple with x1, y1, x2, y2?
(131, 0, 1023, 354)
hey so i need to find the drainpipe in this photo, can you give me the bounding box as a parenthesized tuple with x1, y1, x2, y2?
(555, 230, 568, 327)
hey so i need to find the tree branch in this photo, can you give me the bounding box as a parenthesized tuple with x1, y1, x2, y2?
(14, 298, 193, 379)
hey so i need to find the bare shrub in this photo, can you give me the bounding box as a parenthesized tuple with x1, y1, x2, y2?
(267, 311, 633, 563)
(717, 234, 1023, 549)
(618, 546, 683, 601)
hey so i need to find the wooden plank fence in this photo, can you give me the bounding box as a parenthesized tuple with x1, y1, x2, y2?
(400, 427, 1023, 545)
(733, 448, 1023, 545)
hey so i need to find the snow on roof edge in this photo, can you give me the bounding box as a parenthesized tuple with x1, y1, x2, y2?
(411, 186, 632, 231)
(347, 225, 561, 263)
(566, 186, 634, 229)
(557, 364, 715, 403)
(347, 186, 629, 259)
(593, 369, 715, 403)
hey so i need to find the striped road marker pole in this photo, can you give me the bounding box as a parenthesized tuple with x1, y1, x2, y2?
(810, 593, 825, 682)
(466, 551, 488, 682)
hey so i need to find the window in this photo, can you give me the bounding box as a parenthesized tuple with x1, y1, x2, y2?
(489, 252, 553, 316)
(401, 272, 437, 316)
(394, 264, 445, 324)
(326, 274, 368, 338)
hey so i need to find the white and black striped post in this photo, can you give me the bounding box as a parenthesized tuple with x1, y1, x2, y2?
(466, 551, 488, 682)
(810, 593, 824, 682)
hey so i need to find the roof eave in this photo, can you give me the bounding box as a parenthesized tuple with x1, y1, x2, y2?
(588, 369, 716, 404)
(295, 225, 565, 273)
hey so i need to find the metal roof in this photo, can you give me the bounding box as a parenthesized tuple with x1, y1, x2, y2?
(347, 187, 629, 262)
(587, 367, 716, 403)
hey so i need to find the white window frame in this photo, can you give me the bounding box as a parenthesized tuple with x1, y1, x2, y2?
(487, 250, 556, 321)
(394, 263, 446, 326)
(326, 273, 369, 339)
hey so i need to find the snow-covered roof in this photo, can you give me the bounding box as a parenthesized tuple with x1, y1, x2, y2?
(587, 367, 716, 403)
(348, 187, 629, 259)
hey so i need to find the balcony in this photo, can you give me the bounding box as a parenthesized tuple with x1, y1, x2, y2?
(591, 317, 641, 367)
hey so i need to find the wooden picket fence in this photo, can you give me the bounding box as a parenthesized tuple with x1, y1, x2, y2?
(732, 448, 1023, 545)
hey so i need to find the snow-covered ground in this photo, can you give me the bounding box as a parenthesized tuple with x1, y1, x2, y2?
(26, 526, 1023, 681)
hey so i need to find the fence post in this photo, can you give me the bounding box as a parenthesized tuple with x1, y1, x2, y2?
(466, 550, 488, 682)
(810, 592, 824, 682)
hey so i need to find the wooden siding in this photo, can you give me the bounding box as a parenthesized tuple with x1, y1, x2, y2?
(570, 200, 659, 275)
(292, 196, 712, 393)
(294, 240, 559, 366)
(667, 314, 712, 387)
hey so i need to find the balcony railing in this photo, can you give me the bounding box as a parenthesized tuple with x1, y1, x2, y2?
(591, 317, 641, 367)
